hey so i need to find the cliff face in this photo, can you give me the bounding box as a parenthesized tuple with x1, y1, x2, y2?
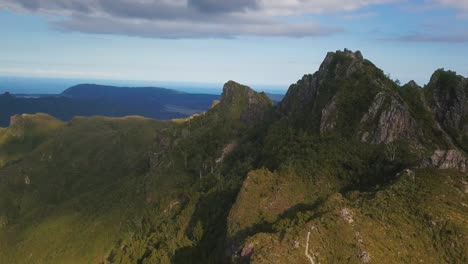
(278, 49, 439, 147)
(276, 49, 468, 172)
(358, 91, 419, 144)
(425, 70, 468, 151)
(421, 149, 468, 172)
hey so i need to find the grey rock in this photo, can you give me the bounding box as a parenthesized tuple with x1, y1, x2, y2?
(360, 92, 419, 144)
(422, 149, 468, 172)
(320, 95, 338, 134)
(426, 70, 468, 150)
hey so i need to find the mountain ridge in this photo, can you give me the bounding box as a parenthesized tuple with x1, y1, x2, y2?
(0, 49, 467, 264)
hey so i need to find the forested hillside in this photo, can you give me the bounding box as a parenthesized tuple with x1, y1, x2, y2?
(0, 50, 466, 264)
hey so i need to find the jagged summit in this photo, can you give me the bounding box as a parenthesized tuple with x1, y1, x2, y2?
(425, 69, 468, 151)
(279, 49, 380, 116)
(220, 80, 259, 105)
(405, 80, 420, 88)
(279, 49, 390, 133)
(214, 80, 272, 126)
(319, 49, 364, 72)
(277, 49, 459, 152)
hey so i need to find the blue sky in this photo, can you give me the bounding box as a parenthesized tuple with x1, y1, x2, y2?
(1, 0, 467, 90)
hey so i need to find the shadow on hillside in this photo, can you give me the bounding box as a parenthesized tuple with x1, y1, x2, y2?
(172, 187, 237, 264)
(225, 198, 325, 260)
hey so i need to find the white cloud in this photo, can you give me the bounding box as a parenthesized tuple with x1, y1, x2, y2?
(430, 0, 468, 17)
(432, 0, 468, 11)
(342, 12, 379, 20)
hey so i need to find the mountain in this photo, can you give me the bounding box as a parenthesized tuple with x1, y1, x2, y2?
(0, 85, 220, 127)
(0, 50, 467, 264)
(424, 70, 468, 152)
(62, 84, 219, 115)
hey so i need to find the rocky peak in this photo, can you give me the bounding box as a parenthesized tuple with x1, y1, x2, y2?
(425, 69, 468, 151)
(220, 81, 257, 105)
(279, 49, 367, 117)
(318, 49, 365, 79)
(405, 80, 420, 88)
(217, 80, 272, 126)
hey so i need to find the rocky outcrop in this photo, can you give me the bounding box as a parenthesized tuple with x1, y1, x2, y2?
(421, 149, 468, 172)
(320, 95, 338, 134)
(318, 49, 364, 79)
(276, 49, 468, 156)
(279, 49, 365, 117)
(278, 49, 427, 145)
(359, 92, 419, 144)
(425, 70, 468, 150)
(219, 81, 272, 126)
(8, 115, 26, 139)
(278, 73, 320, 116)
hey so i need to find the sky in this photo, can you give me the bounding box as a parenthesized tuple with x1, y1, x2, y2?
(1, 0, 468, 90)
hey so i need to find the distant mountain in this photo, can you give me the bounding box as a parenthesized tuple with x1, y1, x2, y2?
(0, 84, 284, 127)
(264, 93, 284, 104)
(62, 84, 216, 109)
(0, 84, 220, 127)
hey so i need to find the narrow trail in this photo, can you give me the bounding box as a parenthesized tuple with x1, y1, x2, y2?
(305, 231, 315, 264)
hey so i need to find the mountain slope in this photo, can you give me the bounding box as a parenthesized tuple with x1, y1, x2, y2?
(0, 50, 467, 264)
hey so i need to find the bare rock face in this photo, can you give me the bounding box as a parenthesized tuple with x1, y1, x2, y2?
(425, 70, 468, 150)
(278, 74, 320, 115)
(359, 92, 419, 144)
(8, 114, 27, 140)
(279, 49, 364, 117)
(422, 149, 468, 172)
(240, 242, 254, 257)
(320, 95, 338, 134)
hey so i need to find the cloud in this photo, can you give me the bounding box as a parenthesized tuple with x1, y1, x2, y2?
(432, 0, 468, 11)
(188, 0, 260, 13)
(416, 0, 468, 17)
(0, 0, 396, 38)
(52, 14, 342, 39)
(386, 32, 468, 43)
(342, 12, 379, 20)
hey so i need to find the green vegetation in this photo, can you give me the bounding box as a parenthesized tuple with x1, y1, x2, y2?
(0, 113, 64, 169)
(0, 50, 466, 263)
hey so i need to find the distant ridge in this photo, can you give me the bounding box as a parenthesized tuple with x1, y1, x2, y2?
(0, 85, 219, 126)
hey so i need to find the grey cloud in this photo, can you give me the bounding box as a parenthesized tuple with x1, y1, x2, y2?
(15, 0, 40, 10)
(96, 0, 191, 21)
(1, 0, 342, 38)
(53, 14, 342, 39)
(187, 0, 259, 13)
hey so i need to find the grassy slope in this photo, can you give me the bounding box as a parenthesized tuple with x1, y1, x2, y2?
(230, 168, 467, 264)
(0, 113, 64, 168)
